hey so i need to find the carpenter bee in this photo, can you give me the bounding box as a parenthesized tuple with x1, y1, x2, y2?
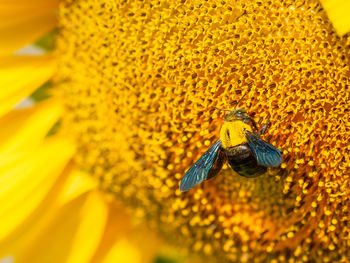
(180, 98, 282, 192)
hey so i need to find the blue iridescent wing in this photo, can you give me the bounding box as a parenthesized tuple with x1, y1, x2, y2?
(244, 130, 282, 167)
(180, 139, 225, 192)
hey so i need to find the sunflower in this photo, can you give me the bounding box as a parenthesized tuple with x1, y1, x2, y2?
(1, 0, 350, 262)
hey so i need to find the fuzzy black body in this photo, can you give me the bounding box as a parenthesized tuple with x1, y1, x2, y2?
(225, 143, 267, 178)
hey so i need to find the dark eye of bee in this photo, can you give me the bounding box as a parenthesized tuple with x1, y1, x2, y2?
(226, 129, 230, 138)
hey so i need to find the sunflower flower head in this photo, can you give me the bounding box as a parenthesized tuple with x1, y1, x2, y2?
(38, 0, 350, 262)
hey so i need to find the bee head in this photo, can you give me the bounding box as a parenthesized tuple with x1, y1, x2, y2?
(225, 108, 251, 123)
(212, 93, 250, 122)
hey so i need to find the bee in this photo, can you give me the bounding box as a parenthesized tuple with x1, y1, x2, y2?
(180, 97, 282, 192)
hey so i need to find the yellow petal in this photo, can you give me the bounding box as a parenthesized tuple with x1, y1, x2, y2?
(0, 56, 55, 117)
(100, 238, 143, 263)
(18, 191, 108, 263)
(96, 229, 160, 263)
(0, 137, 74, 242)
(0, 98, 62, 158)
(90, 205, 160, 263)
(0, 1, 59, 28)
(89, 203, 132, 263)
(0, 161, 73, 258)
(0, 163, 99, 260)
(0, 1, 58, 55)
(320, 0, 350, 36)
(66, 192, 108, 263)
(58, 169, 97, 205)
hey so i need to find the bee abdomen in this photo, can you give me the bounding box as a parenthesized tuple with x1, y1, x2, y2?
(225, 143, 267, 178)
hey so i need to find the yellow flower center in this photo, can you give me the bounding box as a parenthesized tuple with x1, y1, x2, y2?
(56, 0, 350, 261)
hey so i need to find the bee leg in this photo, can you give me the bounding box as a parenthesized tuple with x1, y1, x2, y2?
(250, 118, 259, 132)
(258, 120, 270, 135)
